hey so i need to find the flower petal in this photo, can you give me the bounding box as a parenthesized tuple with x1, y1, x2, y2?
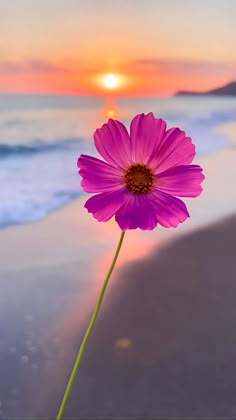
(94, 119, 131, 168)
(130, 113, 167, 164)
(151, 128, 196, 173)
(84, 188, 127, 222)
(78, 154, 124, 193)
(115, 193, 158, 231)
(150, 189, 190, 228)
(156, 165, 205, 197)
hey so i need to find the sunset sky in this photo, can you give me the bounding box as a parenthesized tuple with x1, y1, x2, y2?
(1, 0, 236, 96)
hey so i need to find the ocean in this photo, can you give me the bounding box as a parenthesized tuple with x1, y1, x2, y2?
(0, 93, 235, 229)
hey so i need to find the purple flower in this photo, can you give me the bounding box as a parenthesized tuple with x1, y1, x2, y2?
(77, 113, 204, 230)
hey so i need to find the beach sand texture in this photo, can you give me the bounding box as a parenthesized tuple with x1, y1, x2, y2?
(56, 215, 236, 419)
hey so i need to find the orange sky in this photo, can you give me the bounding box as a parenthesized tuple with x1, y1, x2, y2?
(1, 0, 236, 96)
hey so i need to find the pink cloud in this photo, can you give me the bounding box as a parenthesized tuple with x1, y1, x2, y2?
(132, 59, 236, 79)
(0, 60, 70, 75)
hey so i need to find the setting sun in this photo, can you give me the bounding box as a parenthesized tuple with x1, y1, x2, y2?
(104, 73, 118, 89)
(95, 72, 128, 93)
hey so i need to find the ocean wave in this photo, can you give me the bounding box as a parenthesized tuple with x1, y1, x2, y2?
(0, 138, 85, 159)
(0, 136, 91, 229)
(0, 190, 82, 229)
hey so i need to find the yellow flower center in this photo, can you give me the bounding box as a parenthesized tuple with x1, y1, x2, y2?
(124, 163, 154, 194)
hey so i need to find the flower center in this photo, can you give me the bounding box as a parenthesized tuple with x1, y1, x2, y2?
(124, 164, 154, 194)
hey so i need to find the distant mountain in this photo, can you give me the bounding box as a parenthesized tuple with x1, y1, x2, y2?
(175, 81, 236, 96)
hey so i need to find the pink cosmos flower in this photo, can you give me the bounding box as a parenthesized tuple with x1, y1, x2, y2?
(77, 113, 204, 230)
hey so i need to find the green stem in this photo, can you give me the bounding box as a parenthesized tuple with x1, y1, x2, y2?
(57, 230, 126, 420)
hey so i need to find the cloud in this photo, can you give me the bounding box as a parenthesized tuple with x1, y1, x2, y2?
(0, 60, 70, 74)
(131, 58, 236, 77)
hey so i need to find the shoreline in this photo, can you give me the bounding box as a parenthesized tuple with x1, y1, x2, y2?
(1, 144, 236, 273)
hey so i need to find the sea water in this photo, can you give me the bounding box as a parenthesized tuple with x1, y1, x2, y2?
(0, 93, 235, 228)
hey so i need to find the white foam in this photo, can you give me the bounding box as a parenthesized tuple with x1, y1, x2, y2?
(0, 140, 90, 228)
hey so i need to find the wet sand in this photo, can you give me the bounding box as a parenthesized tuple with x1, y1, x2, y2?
(52, 215, 236, 419)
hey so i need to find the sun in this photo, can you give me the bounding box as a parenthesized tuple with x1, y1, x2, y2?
(104, 73, 119, 89)
(95, 72, 127, 92)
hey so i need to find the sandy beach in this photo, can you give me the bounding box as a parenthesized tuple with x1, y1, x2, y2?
(0, 145, 236, 419)
(55, 214, 236, 419)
